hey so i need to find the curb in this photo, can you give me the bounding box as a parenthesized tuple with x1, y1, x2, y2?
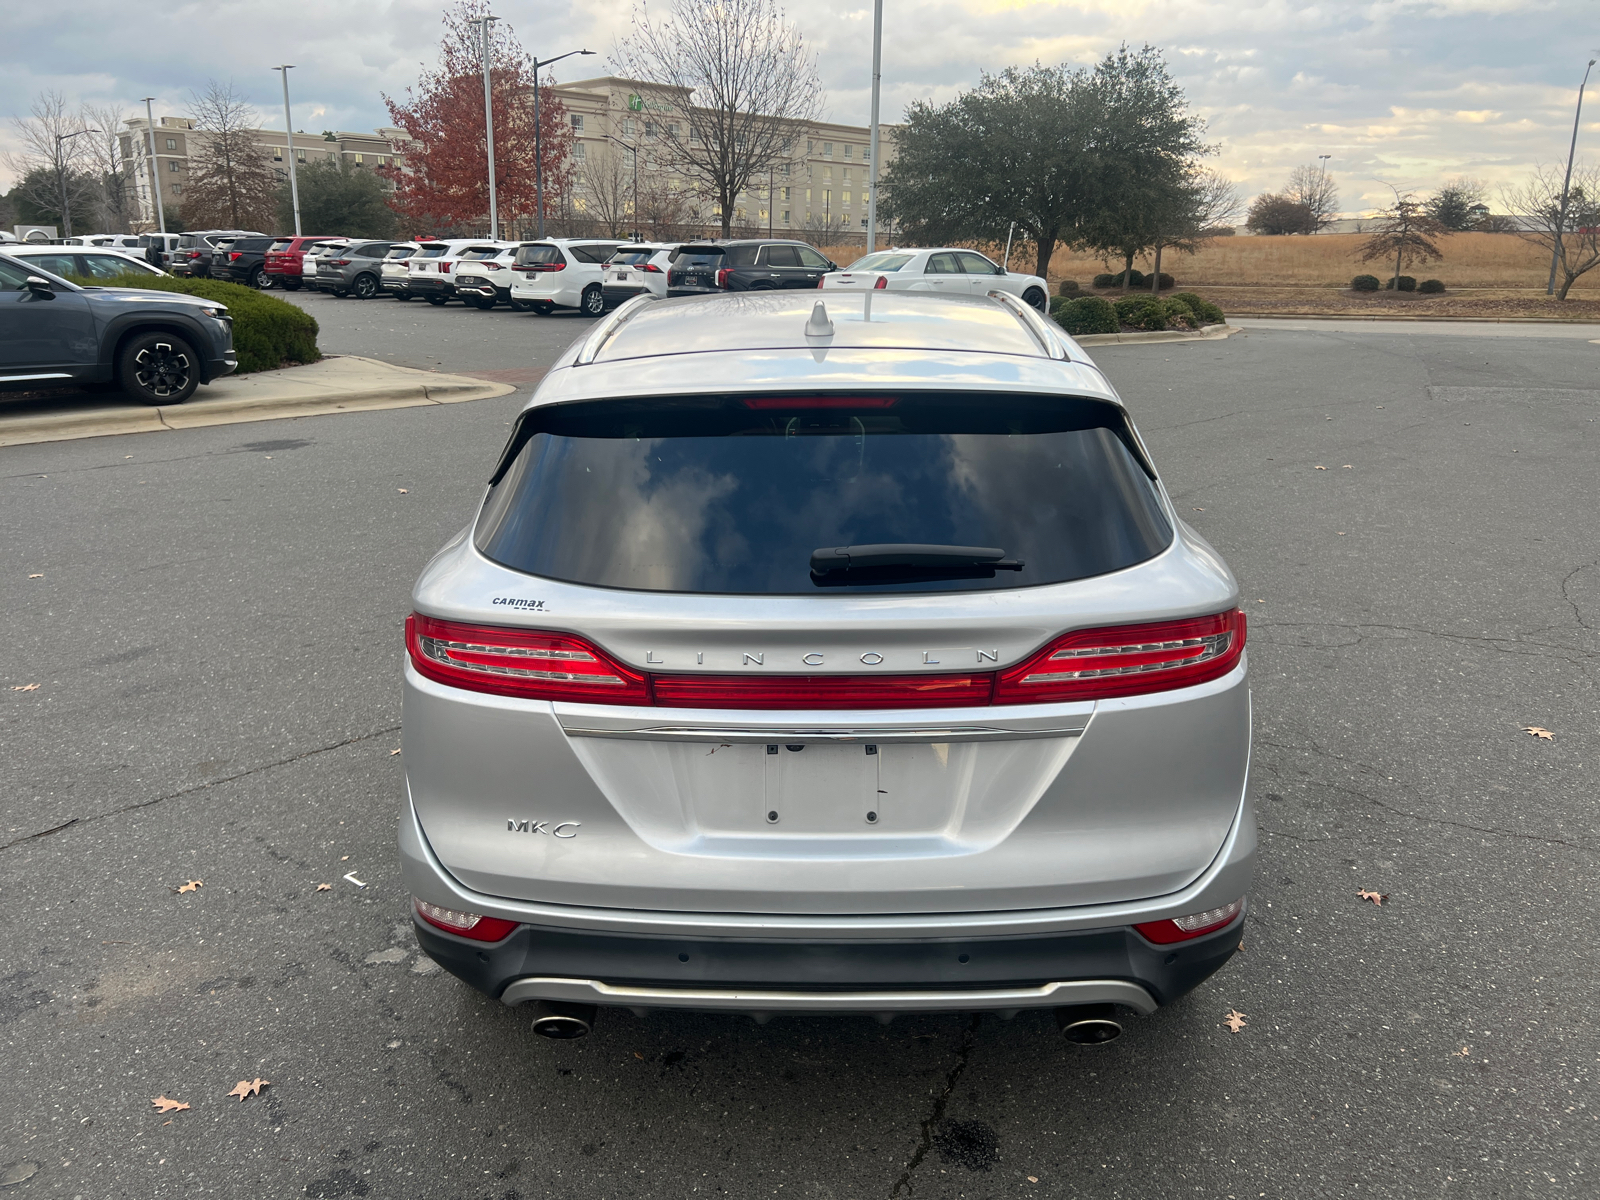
(1075, 324, 1241, 347)
(0, 356, 517, 448)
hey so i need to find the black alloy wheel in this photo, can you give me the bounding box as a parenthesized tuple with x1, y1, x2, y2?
(531, 301, 554, 316)
(118, 331, 200, 405)
(282, 279, 301, 291)
(1023, 286, 1047, 311)
(580, 286, 605, 317)
(393, 291, 412, 302)
(352, 274, 378, 300)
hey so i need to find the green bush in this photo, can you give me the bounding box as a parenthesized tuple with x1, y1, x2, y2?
(1172, 291, 1225, 325)
(1418, 278, 1446, 294)
(1113, 296, 1166, 331)
(1384, 275, 1417, 292)
(1092, 272, 1116, 289)
(1057, 279, 1081, 296)
(1159, 296, 1196, 329)
(1154, 272, 1175, 290)
(1052, 296, 1119, 336)
(1351, 274, 1381, 292)
(76, 274, 320, 373)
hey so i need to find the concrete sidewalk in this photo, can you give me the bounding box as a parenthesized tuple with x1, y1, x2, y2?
(0, 355, 517, 448)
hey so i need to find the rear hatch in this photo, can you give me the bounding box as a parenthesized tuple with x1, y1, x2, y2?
(406, 389, 1248, 914)
(667, 244, 725, 289)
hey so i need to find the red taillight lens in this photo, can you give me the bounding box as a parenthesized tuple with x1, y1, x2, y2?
(485, 262, 505, 270)
(716, 268, 732, 287)
(873, 275, 888, 290)
(1134, 898, 1244, 944)
(330, 259, 351, 266)
(406, 614, 650, 704)
(229, 252, 241, 260)
(640, 263, 662, 273)
(653, 673, 993, 710)
(995, 610, 1246, 705)
(440, 261, 452, 271)
(413, 897, 519, 942)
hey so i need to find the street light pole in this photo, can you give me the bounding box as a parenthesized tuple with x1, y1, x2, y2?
(532, 48, 596, 239)
(865, 0, 883, 252)
(468, 16, 502, 239)
(53, 127, 98, 239)
(1548, 57, 1596, 295)
(604, 135, 639, 240)
(142, 97, 166, 235)
(274, 66, 302, 236)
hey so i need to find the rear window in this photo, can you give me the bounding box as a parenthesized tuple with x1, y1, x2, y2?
(570, 244, 621, 264)
(847, 252, 913, 272)
(669, 245, 726, 265)
(515, 244, 563, 266)
(385, 245, 418, 260)
(412, 244, 451, 259)
(476, 393, 1171, 595)
(269, 239, 294, 252)
(233, 238, 273, 252)
(608, 249, 658, 265)
(460, 247, 502, 260)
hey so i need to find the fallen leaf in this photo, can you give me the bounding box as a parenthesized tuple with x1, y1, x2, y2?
(1192, 507, 1204, 511)
(1342, 464, 1353, 469)
(340, 855, 349, 861)
(343, 872, 367, 888)
(1027, 1177, 1039, 1183)
(1452, 1046, 1470, 1058)
(1314, 465, 1327, 470)
(1337, 531, 1346, 535)
(1223, 1009, 1248, 1033)
(397, 488, 409, 494)
(227, 1078, 269, 1101)
(389, 748, 401, 756)
(1236, 941, 1245, 952)
(1357, 889, 1388, 906)
(177, 880, 203, 894)
(315, 883, 332, 892)
(28, 573, 43, 579)
(1524, 726, 1554, 740)
(11, 683, 41, 691)
(634, 1051, 644, 1060)
(150, 1096, 190, 1113)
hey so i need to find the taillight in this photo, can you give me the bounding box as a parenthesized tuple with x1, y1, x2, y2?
(653, 673, 993, 710)
(816, 276, 825, 288)
(229, 252, 241, 260)
(1134, 898, 1244, 945)
(873, 275, 888, 289)
(406, 614, 649, 704)
(330, 259, 351, 266)
(716, 268, 732, 287)
(440, 261, 452, 271)
(640, 263, 662, 273)
(485, 262, 505, 270)
(413, 897, 519, 943)
(994, 610, 1246, 705)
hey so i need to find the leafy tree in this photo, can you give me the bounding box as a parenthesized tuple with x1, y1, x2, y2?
(184, 81, 281, 230)
(1425, 177, 1488, 231)
(1246, 192, 1316, 235)
(1284, 164, 1339, 231)
(882, 46, 1208, 279)
(383, 0, 573, 237)
(1500, 163, 1600, 300)
(276, 157, 398, 238)
(1356, 190, 1447, 289)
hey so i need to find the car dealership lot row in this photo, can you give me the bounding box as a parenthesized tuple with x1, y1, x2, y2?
(0, 315, 1596, 1198)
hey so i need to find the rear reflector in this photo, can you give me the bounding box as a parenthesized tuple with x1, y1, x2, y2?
(994, 609, 1245, 704)
(406, 614, 650, 704)
(1133, 897, 1243, 944)
(652, 672, 993, 710)
(413, 897, 519, 942)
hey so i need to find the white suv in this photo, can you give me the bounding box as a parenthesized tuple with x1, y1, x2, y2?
(601, 243, 678, 308)
(507, 239, 624, 317)
(380, 243, 421, 300)
(407, 239, 506, 306)
(453, 245, 521, 310)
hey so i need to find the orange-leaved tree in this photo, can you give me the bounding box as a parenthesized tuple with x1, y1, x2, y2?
(383, 0, 575, 237)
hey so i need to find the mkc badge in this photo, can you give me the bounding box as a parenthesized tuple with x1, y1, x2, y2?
(507, 819, 580, 837)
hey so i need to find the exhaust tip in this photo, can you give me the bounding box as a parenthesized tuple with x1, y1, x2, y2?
(1056, 1003, 1122, 1045)
(530, 1000, 596, 1040)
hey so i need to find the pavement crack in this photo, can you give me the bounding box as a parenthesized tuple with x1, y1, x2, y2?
(890, 1014, 981, 1197)
(1560, 562, 1596, 631)
(0, 724, 402, 852)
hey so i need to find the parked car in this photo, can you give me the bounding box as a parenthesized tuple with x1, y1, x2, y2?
(314, 240, 395, 298)
(400, 289, 1252, 1043)
(665, 239, 836, 297)
(137, 232, 183, 271)
(64, 235, 144, 250)
(406, 239, 494, 306)
(0, 250, 236, 403)
(599, 242, 677, 308)
(212, 235, 281, 289)
(264, 235, 338, 290)
(1, 244, 166, 281)
(452, 245, 522, 310)
(505, 238, 625, 316)
(822, 248, 1049, 311)
(380, 243, 423, 300)
(171, 230, 261, 279)
(299, 239, 350, 286)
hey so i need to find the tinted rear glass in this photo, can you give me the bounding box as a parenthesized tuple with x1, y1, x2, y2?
(413, 244, 451, 258)
(515, 244, 563, 265)
(670, 245, 725, 264)
(233, 238, 273, 252)
(385, 246, 418, 260)
(476, 394, 1171, 595)
(269, 240, 294, 252)
(848, 252, 913, 272)
(608, 249, 658, 265)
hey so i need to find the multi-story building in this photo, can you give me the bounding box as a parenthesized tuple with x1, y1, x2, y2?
(120, 115, 412, 229)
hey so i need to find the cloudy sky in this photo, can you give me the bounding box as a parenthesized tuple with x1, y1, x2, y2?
(5, 0, 1598, 214)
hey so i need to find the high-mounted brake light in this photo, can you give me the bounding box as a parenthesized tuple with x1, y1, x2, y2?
(1133, 897, 1244, 944)
(742, 396, 898, 410)
(413, 897, 519, 942)
(406, 614, 649, 704)
(873, 275, 888, 289)
(994, 610, 1246, 704)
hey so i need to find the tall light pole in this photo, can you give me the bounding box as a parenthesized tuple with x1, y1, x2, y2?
(142, 97, 166, 234)
(1548, 57, 1596, 295)
(865, 0, 883, 252)
(532, 48, 595, 239)
(53, 127, 98, 239)
(273, 67, 303, 236)
(467, 15, 503, 239)
(604, 135, 639, 240)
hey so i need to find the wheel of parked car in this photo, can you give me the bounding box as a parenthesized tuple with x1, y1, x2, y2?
(394, 292, 411, 302)
(249, 266, 269, 289)
(531, 301, 554, 316)
(1023, 287, 1047, 311)
(117, 331, 199, 406)
(426, 295, 448, 306)
(282, 280, 301, 291)
(333, 289, 350, 298)
(351, 274, 378, 300)
(580, 286, 605, 317)
(471, 295, 497, 310)
(509, 298, 533, 312)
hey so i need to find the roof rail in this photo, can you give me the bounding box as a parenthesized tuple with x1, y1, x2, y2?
(985, 290, 1072, 361)
(575, 293, 658, 365)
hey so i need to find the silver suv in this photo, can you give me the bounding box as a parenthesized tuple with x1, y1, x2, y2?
(401, 291, 1253, 1043)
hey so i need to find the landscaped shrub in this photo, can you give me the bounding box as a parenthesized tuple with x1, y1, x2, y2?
(1092, 273, 1116, 289)
(1113, 296, 1166, 331)
(1351, 274, 1381, 292)
(79, 273, 320, 373)
(1155, 272, 1175, 290)
(1172, 292, 1226, 325)
(1418, 278, 1446, 294)
(1051, 296, 1119, 336)
(1057, 279, 1081, 296)
(1384, 275, 1418, 292)
(1159, 296, 1197, 329)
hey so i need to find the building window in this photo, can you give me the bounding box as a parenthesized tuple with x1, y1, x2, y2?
(574, 197, 587, 212)
(807, 139, 814, 153)
(571, 114, 584, 131)
(667, 123, 679, 136)
(172, 183, 182, 194)
(168, 160, 180, 172)
(782, 187, 790, 201)
(759, 208, 768, 222)
(845, 144, 853, 159)
(622, 118, 635, 136)
(354, 153, 364, 165)
(843, 191, 851, 206)
(862, 144, 870, 161)
(779, 162, 789, 175)
(273, 147, 282, 161)
(296, 149, 306, 162)
(574, 143, 586, 161)
(165, 137, 178, 151)
(823, 142, 832, 157)
(805, 189, 811, 203)
(644, 121, 656, 138)
(782, 210, 790, 225)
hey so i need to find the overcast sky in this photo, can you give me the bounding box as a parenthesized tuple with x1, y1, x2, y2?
(5, 0, 1598, 214)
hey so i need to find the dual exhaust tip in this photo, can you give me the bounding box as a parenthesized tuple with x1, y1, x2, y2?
(530, 999, 1122, 1043)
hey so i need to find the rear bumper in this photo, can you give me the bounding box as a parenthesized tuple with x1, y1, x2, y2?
(603, 283, 656, 305)
(409, 277, 455, 297)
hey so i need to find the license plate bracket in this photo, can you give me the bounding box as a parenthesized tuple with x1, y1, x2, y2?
(763, 744, 880, 831)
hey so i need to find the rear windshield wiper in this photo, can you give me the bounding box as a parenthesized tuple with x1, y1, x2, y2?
(810, 544, 1024, 585)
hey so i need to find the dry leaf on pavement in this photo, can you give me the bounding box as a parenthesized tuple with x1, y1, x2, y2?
(11, 683, 41, 692)
(1452, 1046, 1470, 1058)
(28, 573, 43, 579)
(177, 880, 203, 894)
(1027, 1176, 1039, 1183)
(315, 883, 332, 892)
(1357, 889, 1388, 906)
(1524, 726, 1554, 740)
(397, 488, 409, 494)
(1342, 464, 1353, 469)
(227, 1078, 270, 1101)
(1223, 1010, 1248, 1033)
(1314, 465, 1327, 470)
(150, 1096, 190, 1113)
(389, 748, 401, 756)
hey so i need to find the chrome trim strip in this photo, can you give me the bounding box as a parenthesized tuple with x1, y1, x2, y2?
(985, 289, 1069, 360)
(561, 724, 1085, 744)
(575, 293, 657, 364)
(0, 372, 74, 381)
(500, 976, 1157, 1014)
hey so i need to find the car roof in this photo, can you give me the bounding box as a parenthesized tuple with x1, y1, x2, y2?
(6, 244, 143, 255)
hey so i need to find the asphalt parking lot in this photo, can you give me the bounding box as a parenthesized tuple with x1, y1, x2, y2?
(2, 297, 1597, 1198)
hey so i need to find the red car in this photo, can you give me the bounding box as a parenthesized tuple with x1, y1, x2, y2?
(264, 236, 338, 291)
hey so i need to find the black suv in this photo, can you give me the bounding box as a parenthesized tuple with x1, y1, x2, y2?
(666, 239, 836, 296)
(172, 230, 262, 279)
(212, 235, 280, 289)
(0, 252, 237, 404)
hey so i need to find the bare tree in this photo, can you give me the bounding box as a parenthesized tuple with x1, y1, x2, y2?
(1500, 163, 1600, 300)
(2, 90, 99, 236)
(613, 0, 822, 236)
(1146, 165, 1242, 292)
(1356, 189, 1447, 289)
(1284, 163, 1339, 232)
(580, 146, 635, 237)
(183, 81, 280, 230)
(82, 104, 138, 233)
